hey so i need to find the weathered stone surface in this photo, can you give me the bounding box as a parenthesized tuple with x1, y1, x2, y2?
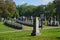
(31, 17, 40, 36)
(4, 20, 22, 29)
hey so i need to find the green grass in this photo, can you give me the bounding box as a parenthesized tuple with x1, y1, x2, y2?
(0, 28, 60, 40)
(0, 22, 60, 40)
(0, 22, 16, 32)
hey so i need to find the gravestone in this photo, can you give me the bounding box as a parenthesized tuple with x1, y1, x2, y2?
(39, 14, 44, 29)
(54, 16, 59, 26)
(4, 20, 22, 29)
(48, 16, 59, 26)
(31, 17, 40, 36)
(1, 18, 4, 22)
(31, 16, 33, 24)
(51, 17, 53, 25)
(16, 16, 40, 36)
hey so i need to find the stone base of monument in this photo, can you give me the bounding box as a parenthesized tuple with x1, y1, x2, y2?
(4, 20, 22, 29)
(31, 28, 41, 36)
(31, 32, 40, 36)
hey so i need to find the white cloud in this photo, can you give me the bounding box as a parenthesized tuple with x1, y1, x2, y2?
(20, 1, 26, 5)
(41, 0, 53, 5)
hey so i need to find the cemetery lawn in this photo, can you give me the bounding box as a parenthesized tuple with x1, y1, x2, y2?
(0, 22, 16, 32)
(0, 28, 60, 40)
(0, 22, 60, 40)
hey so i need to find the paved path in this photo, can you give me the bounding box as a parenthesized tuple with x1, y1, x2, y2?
(43, 27, 60, 29)
(0, 27, 60, 33)
(0, 30, 22, 33)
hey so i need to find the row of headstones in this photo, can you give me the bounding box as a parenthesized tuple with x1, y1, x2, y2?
(32, 16, 59, 26)
(17, 16, 59, 28)
(31, 16, 59, 36)
(47, 17, 59, 26)
(4, 16, 59, 30)
(4, 16, 59, 36)
(17, 17, 44, 29)
(3, 17, 40, 36)
(17, 17, 41, 36)
(4, 20, 22, 29)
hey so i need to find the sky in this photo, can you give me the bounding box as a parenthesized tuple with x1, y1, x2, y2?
(13, 0, 54, 6)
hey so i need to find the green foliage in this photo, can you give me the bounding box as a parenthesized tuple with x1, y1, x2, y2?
(0, 0, 19, 18)
(33, 5, 45, 16)
(16, 4, 36, 16)
(54, 0, 60, 21)
(16, 3, 55, 17)
(47, 2, 55, 16)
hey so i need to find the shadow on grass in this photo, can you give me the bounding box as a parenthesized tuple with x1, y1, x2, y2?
(20, 34, 33, 37)
(56, 37, 60, 40)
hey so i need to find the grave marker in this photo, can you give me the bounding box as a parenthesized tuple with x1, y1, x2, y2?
(31, 17, 40, 36)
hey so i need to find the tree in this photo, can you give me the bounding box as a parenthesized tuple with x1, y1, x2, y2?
(25, 5, 36, 16)
(16, 3, 27, 16)
(47, 2, 55, 16)
(0, 0, 18, 18)
(44, 2, 55, 20)
(54, 0, 60, 23)
(0, 0, 5, 17)
(16, 4, 36, 17)
(33, 5, 45, 17)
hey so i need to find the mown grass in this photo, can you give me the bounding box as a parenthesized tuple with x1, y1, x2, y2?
(0, 28, 60, 40)
(0, 22, 60, 40)
(0, 22, 16, 32)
